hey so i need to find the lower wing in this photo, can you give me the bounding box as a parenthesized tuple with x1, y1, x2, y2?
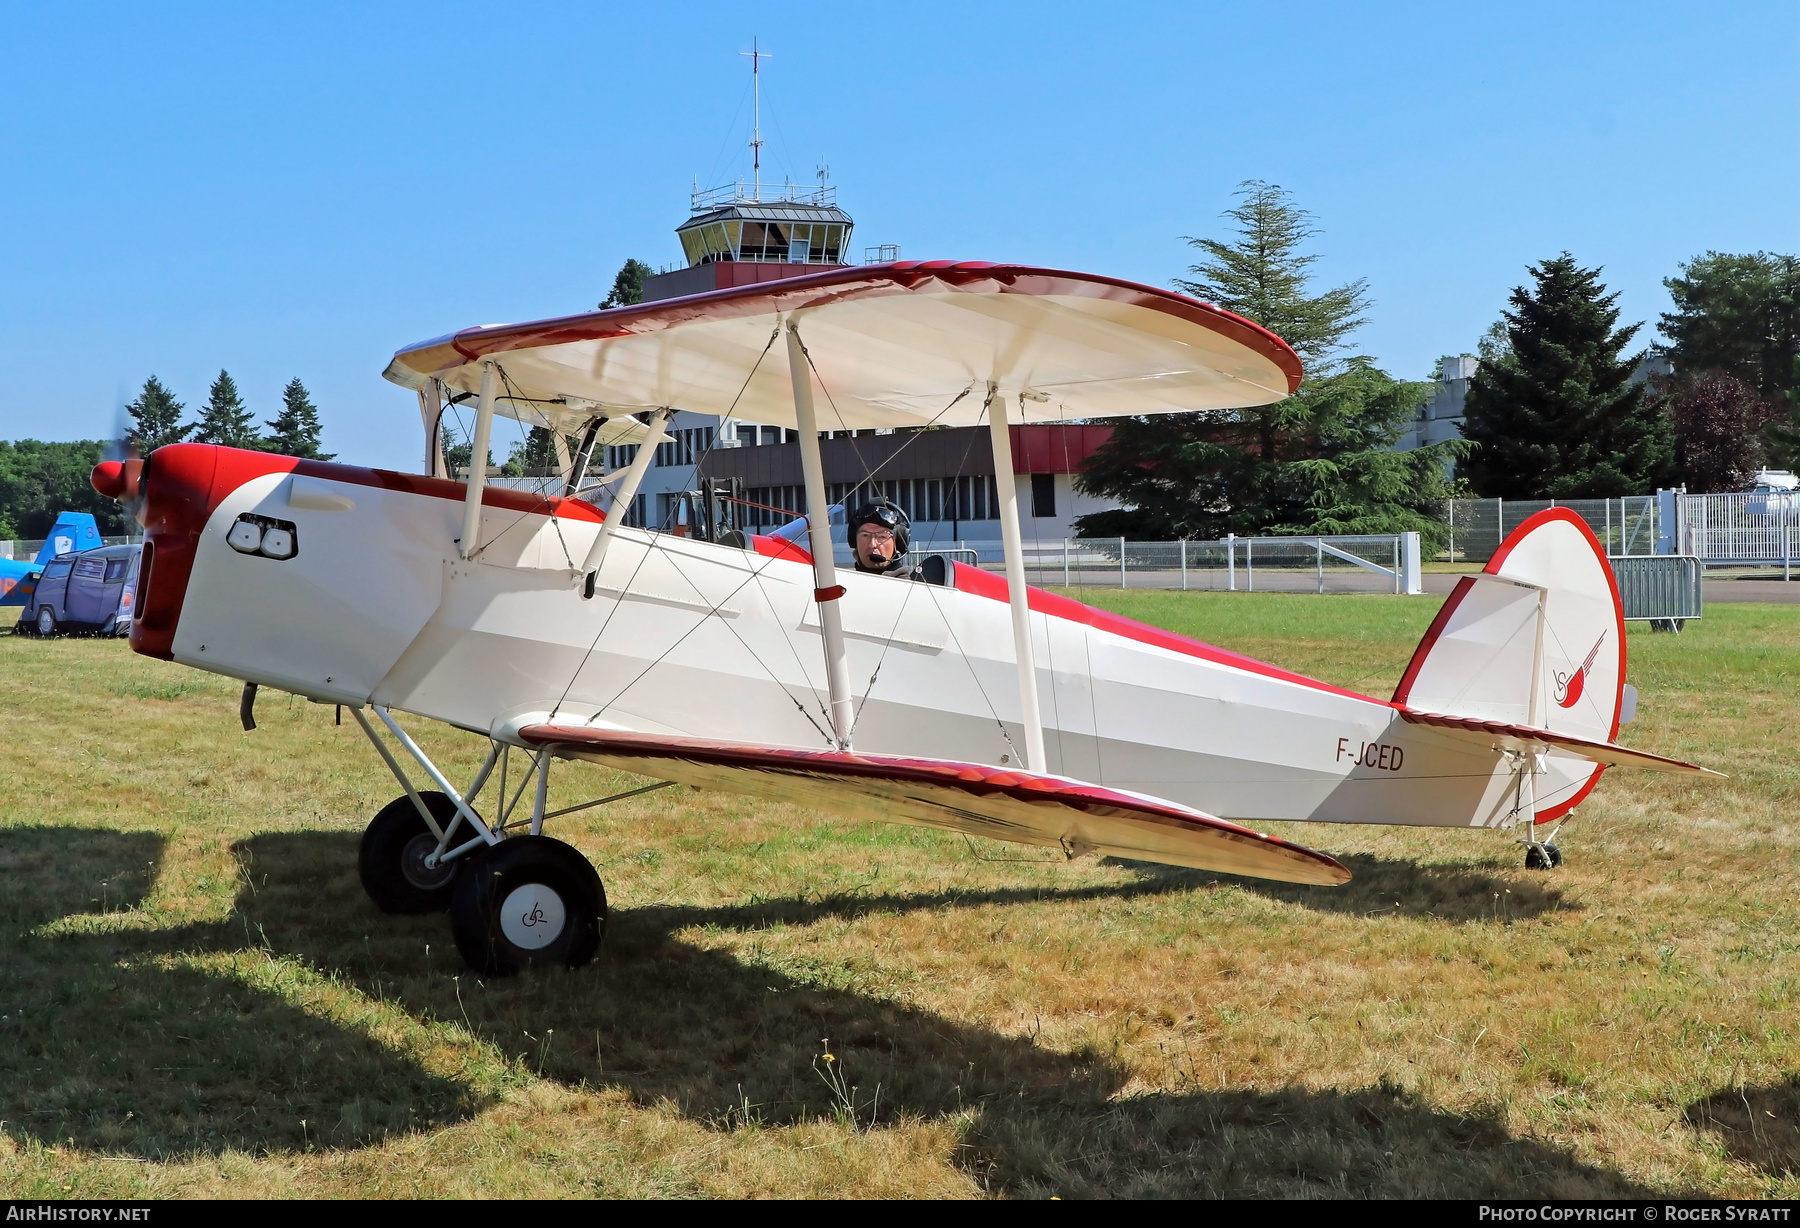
(519, 725, 1351, 887)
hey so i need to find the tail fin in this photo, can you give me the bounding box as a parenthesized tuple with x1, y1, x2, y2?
(33, 512, 101, 564)
(1393, 509, 1627, 822)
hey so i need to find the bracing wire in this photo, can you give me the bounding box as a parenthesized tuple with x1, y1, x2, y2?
(548, 324, 813, 723)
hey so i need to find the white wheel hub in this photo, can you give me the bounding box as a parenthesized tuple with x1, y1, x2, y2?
(500, 882, 566, 949)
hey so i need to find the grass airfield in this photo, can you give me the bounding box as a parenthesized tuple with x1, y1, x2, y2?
(0, 591, 1796, 1199)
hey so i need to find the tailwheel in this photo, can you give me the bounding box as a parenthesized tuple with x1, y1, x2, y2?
(449, 836, 606, 977)
(359, 791, 464, 914)
(1524, 842, 1563, 871)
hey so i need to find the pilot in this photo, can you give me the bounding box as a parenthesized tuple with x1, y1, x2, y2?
(847, 498, 916, 578)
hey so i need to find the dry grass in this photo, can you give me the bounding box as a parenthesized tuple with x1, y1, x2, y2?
(0, 592, 1796, 1199)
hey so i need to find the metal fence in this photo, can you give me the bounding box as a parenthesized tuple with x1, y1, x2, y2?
(1676, 492, 1799, 570)
(1008, 534, 1423, 594)
(1446, 498, 1661, 564)
(1446, 493, 1798, 575)
(1611, 555, 1704, 627)
(0, 536, 135, 561)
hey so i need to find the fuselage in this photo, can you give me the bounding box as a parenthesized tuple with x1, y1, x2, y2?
(128, 444, 1530, 829)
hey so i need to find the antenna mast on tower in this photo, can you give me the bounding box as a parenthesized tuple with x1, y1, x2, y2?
(741, 37, 771, 202)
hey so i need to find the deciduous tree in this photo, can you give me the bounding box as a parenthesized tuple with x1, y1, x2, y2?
(0, 440, 126, 537)
(502, 426, 562, 477)
(1659, 371, 1775, 493)
(601, 259, 653, 309)
(1661, 251, 1800, 462)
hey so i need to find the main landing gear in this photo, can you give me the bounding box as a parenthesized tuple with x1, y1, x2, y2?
(359, 791, 462, 913)
(346, 706, 639, 977)
(449, 836, 607, 976)
(1524, 841, 1563, 870)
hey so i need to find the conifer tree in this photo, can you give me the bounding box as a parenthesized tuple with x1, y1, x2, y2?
(1076, 181, 1460, 542)
(1463, 255, 1672, 498)
(263, 378, 334, 459)
(502, 426, 559, 476)
(191, 370, 262, 450)
(125, 375, 192, 453)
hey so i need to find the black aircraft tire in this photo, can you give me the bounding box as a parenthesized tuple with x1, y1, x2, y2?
(358, 791, 463, 914)
(1525, 843, 1560, 871)
(449, 836, 606, 977)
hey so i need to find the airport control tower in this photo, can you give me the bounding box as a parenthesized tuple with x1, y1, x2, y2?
(640, 41, 865, 304)
(614, 43, 896, 532)
(638, 177, 859, 302)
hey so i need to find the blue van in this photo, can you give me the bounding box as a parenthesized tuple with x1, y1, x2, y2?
(22, 544, 141, 637)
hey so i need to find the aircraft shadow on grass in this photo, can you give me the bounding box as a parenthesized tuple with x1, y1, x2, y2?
(1686, 1080, 1800, 1180)
(1113, 852, 1572, 924)
(2, 827, 1646, 1194)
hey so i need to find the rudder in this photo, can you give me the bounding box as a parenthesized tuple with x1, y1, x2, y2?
(1392, 509, 1626, 823)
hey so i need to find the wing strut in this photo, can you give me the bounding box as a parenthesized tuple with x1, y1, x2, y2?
(459, 362, 498, 559)
(579, 406, 673, 586)
(786, 320, 854, 748)
(987, 387, 1046, 772)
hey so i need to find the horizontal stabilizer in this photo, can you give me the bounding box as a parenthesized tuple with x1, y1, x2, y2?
(520, 725, 1351, 887)
(1398, 708, 1720, 776)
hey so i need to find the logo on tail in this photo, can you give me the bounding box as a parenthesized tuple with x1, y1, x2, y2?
(1554, 633, 1606, 709)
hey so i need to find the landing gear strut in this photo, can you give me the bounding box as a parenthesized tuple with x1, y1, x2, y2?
(347, 704, 629, 976)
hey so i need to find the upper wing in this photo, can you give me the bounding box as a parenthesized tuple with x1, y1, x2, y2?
(520, 725, 1350, 887)
(1398, 708, 1721, 776)
(384, 262, 1303, 431)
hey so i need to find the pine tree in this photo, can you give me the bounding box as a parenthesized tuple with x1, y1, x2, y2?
(263, 378, 334, 459)
(191, 370, 262, 450)
(1076, 182, 1459, 542)
(125, 375, 192, 453)
(1463, 255, 1672, 498)
(600, 259, 652, 309)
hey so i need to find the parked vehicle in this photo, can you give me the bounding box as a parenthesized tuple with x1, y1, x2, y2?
(0, 511, 103, 608)
(1745, 469, 1800, 516)
(20, 544, 141, 636)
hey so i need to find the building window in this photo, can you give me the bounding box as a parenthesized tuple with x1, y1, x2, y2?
(1031, 474, 1056, 518)
(653, 427, 714, 467)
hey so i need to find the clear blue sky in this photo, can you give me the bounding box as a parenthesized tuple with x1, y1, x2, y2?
(4, 1, 1795, 470)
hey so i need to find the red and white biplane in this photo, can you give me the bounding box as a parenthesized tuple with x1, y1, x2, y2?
(90, 262, 1714, 975)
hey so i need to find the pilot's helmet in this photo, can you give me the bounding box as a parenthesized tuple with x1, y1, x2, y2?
(846, 498, 910, 558)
